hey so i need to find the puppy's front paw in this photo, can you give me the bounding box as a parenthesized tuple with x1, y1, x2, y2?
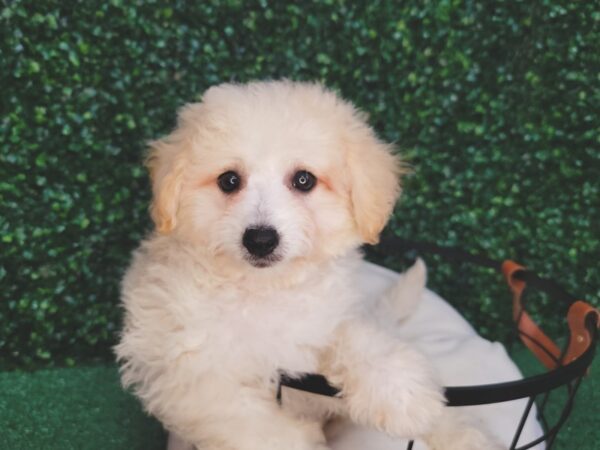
(427, 426, 507, 450)
(313, 445, 331, 450)
(265, 439, 330, 450)
(359, 380, 444, 438)
(425, 409, 507, 450)
(343, 348, 445, 438)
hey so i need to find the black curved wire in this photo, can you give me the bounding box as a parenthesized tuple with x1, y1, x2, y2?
(510, 396, 536, 449)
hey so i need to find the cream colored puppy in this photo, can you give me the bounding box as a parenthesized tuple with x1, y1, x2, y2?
(116, 81, 493, 450)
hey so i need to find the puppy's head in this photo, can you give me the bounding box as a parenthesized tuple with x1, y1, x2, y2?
(147, 81, 403, 273)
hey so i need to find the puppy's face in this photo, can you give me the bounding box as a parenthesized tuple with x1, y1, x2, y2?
(147, 82, 401, 273)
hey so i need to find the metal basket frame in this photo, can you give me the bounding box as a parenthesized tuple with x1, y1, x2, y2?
(278, 237, 599, 450)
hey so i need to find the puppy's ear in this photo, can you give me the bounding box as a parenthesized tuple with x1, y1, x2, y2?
(146, 135, 187, 234)
(345, 120, 403, 245)
(146, 103, 205, 233)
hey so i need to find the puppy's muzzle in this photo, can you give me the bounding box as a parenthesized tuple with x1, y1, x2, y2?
(242, 227, 279, 258)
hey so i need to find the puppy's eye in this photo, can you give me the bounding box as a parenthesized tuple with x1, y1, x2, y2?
(292, 170, 317, 192)
(217, 171, 241, 194)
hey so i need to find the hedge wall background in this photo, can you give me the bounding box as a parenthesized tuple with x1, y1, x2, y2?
(1, 0, 598, 370)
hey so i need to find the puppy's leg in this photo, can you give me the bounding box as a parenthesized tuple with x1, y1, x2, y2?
(208, 395, 328, 450)
(321, 319, 444, 440)
(424, 408, 507, 450)
(142, 366, 329, 450)
(167, 432, 195, 450)
(183, 396, 327, 450)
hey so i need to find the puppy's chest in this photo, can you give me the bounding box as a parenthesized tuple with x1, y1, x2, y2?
(203, 280, 357, 375)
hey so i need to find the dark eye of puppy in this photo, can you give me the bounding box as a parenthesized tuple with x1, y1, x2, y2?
(217, 171, 241, 193)
(292, 170, 317, 192)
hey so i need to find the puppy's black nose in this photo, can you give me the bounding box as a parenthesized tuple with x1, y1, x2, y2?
(242, 227, 279, 258)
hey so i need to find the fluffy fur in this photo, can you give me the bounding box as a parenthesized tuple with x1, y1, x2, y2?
(115, 81, 501, 450)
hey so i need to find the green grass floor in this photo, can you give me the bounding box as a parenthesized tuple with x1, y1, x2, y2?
(0, 366, 166, 450)
(0, 350, 597, 450)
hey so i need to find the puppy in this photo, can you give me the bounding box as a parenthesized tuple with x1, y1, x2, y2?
(115, 81, 497, 450)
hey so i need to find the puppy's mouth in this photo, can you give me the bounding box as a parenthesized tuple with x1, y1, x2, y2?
(244, 253, 283, 268)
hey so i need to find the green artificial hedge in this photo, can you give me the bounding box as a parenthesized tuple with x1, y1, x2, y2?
(1, 0, 598, 369)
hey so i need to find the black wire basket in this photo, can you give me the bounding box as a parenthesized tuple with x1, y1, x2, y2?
(279, 237, 599, 450)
